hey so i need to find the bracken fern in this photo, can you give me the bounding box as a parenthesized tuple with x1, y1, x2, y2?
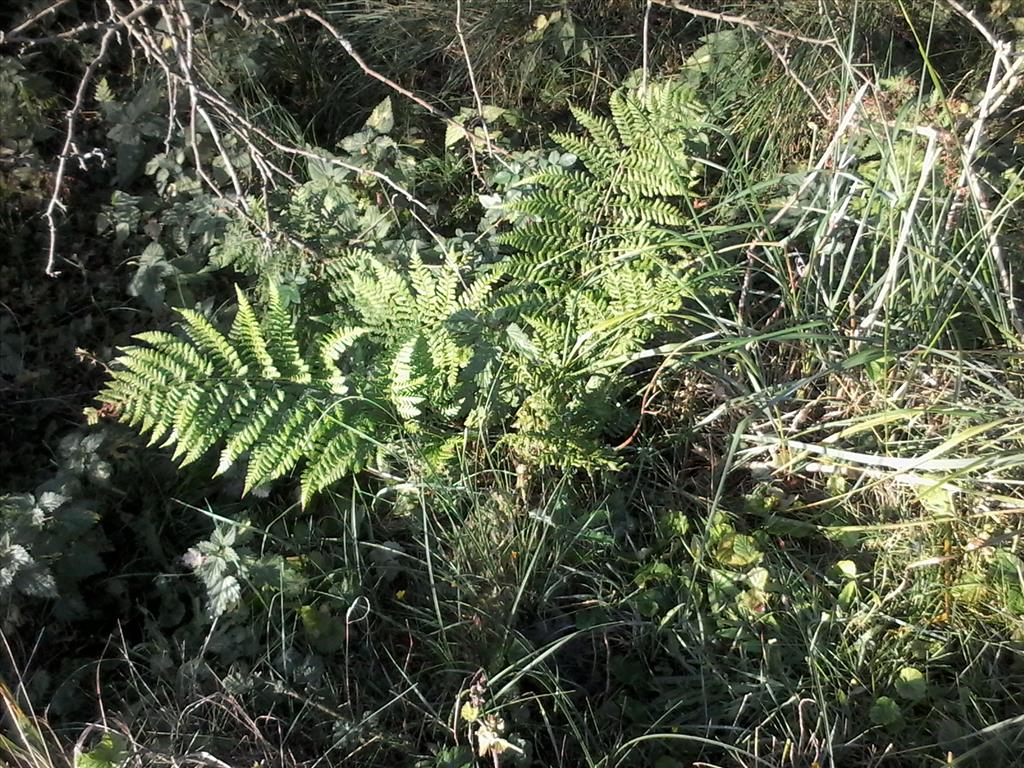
(495, 80, 713, 465)
(96, 250, 507, 503)
(96, 81, 721, 492)
(97, 286, 374, 504)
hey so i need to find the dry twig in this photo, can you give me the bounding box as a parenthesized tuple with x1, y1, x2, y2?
(13, 0, 464, 274)
(42, 25, 118, 276)
(651, 0, 840, 48)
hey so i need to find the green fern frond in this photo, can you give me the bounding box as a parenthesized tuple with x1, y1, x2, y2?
(318, 326, 369, 393)
(551, 130, 617, 178)
(96, 289, 379, 504)
(94, 79, 722, 494)
(569, 106, 620, 154)
(490, 80, 715, 468)
(175, 310, 246, 378)
(262, 289, 311, 383)
(455, 269, 501, 313)
(300, 421, 368, 507)
(229, 287, 279, 378)
(243, 396, 319, 492)
(216, 386, 287, 475)
(390, 335, 431, 421)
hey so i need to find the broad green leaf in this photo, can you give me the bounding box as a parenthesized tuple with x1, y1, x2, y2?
(715, 533, 762, 568)
(76, 733, 128, 768)
(895, 667, 927, 702)
(365, 96, 394, 134)
(869, 696, 902, 727)
(837, 580, 859, 609)
(746, 567, 770, 592)
(506, 323, 539, 360)
(836, 560, 858, 579)
(480, 105, 505, 122)
(128, 243, 179, 311)
(445, 122, 467, 148)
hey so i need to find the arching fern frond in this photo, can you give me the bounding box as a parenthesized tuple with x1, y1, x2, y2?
(94, 79, 726, 488)
(97, 288, 372, 505)
(488, 80, 715, 469)
(96, 259, 508, 499)
(499, 79, 708, 291)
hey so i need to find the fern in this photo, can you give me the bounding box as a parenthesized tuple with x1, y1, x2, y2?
(323, 249, 505, 426)
(491, 80, 711, 466)
(97, 286, 374, 505)
(499, 79, 708, 289)
(97, 79, 721, 488)
(97, 254, 504, 501)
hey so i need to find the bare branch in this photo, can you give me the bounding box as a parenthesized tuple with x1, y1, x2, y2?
(940, 35, 1024, 340)
(28, 0, 468, 275)
(651, 0, 840, 49)
(7, 0, 74, 37)
(270, 8, 507, 157)
(43, 24, 119, 277)
(4, 2, 153, 46)
(455, 0, 493, 160)
(653, 0, 839, 121)
(271, 8, 447, 121)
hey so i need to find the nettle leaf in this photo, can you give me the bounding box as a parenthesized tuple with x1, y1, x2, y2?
(59, 430, 106, 474)
(207, 572, 242, 617)
(195, 555, 243, 617)
(52, 503, 100, 539)
(365, 96, 394, 135)
(0, 543, 32, 591)
(128, 243, 180, 311)
(445, 122, 468, 148)
(15, 562, 58, 598)
(35, 491, 68, 514)
(1, 493, 45, 533)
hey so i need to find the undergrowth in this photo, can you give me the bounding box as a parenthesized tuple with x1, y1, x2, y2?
(3, 1, 1024, 767)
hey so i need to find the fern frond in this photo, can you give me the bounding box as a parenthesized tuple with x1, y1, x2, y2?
(243, 396, 319, 492)
(301, 422, 367, 506)
(262, 290, 310, 383)
(229, 287, 279, 378)
(96, 288, 376, 504)
(390, 335, 431, 421)
(215, 386, 288, 475)
(491, 80, 714, 471)
(569, 106, 620, 154)
(455, 269, 501, 313)
(318, 326, 369, 393)
(551, 131, 618, 178)
(175, 310, 246, 378)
